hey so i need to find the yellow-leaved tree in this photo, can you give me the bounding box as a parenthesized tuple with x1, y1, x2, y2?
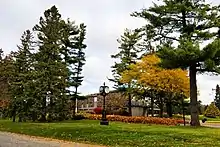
(120, 54, 190, 117)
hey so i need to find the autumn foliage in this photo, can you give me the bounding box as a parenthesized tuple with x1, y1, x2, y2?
(86, 114, 189, 125)
(120, 54, 189, 97)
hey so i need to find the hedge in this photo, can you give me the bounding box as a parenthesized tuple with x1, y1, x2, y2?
(85, 114, 189, 126)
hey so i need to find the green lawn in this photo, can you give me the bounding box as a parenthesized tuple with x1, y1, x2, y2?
(0, 119, 220, 147)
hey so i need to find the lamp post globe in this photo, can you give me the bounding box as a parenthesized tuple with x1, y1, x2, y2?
(99, 86, 104, 93)
(99, 82, 109, 125)
(104, 86, 110, 94)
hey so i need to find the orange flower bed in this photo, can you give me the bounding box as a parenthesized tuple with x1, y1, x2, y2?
(86, 114, 187, 126)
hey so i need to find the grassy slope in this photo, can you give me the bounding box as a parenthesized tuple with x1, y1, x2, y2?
(0, 119, 220, 147)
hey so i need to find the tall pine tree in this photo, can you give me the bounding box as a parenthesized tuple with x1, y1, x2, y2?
(33, 6, 69, 121)
(0, 49, 12, 101)
(71, 23, 87, 113)
(61, 20, 87, 116)
(132, 0, 220, 126)
(10, 30, 34, 122)
(110, 29, 143, 116)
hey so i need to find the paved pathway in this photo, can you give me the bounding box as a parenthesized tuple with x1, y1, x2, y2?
(201, 122, 220, 128)
(0, 132, 105, 147)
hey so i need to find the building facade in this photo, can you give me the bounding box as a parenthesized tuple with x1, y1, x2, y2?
(78, 90, 160, 116)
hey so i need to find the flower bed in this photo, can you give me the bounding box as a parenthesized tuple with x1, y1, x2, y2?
(176, 119, 190, 124)
(85, 114, 189, 125)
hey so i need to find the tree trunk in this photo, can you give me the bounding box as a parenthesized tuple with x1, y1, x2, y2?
(128, 93, 132, 116)
(166, 102, 173, 118)
(159, 107, 163, 118)
(40, 97, 47, 122)
(12, 107, 16, 122)
(12, 104, 16, 122)
(159, 103, 164, 118)
(151, 97, 154, 117)
(146, 108, 149, 117)
(142, 107, 147, 116)
(72, 99, 76, 117)
(32, 111, 36, 122)
(189, 64, 200, 126)
(158, 97, 164, 117)
(18, 115, 22, 122)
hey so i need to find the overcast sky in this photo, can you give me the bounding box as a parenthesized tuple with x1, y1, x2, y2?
(0, 0, 220, 104)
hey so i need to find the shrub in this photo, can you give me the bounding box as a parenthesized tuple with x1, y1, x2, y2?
(72, 114, 86, 120)
(85, 110, 95, 114)
(116, 108, 130, 116)
(93, 107, 102, 114)
(85, 114, 186, 125)
(162, 114, 169, 118)
(204, 102, 220, 118)
(176, 119, 190, 124)
(46, 113, 52, 122)
(109, 108, 130, 116)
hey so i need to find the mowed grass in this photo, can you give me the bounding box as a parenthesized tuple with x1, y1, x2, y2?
(0, 119, 220, 147)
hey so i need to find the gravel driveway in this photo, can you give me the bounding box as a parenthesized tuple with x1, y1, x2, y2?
(0, 132, 105, 147)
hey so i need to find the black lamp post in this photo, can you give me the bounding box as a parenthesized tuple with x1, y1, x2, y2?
(99, 82, 109, 125)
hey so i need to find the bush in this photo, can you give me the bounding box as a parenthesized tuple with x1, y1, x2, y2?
(114, 108, 130, 116)
(93, 107, 102, 114)
(85, 110, 95, 114)
(176, 119, 190, 124)
(72, 114, 86, 120)
(46, 113, 53, 122)
(172, 114, 184, 119)
(85, 114, 186, 125)
(162, 114, 169, 118)
(204, 102, 220, 118)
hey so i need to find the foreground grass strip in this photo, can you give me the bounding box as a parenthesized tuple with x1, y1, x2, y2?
(0, 119, 220, 147)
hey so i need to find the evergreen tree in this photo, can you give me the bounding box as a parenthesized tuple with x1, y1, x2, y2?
(132, 0, 220, 126)
(110, 29, 143, 116)
(10, 30, 34, 122)
(0, 49, 12, 101)
(71, 23, 87, 113)
(0, 50, 14, 119)
(33, 6, 68, 121)
(214, 84, 220, 109)
(204, 102, 220, 118)
(61, 20, 87, 116)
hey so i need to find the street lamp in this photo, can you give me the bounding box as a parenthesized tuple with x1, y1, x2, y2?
(99, 82, 109, 125)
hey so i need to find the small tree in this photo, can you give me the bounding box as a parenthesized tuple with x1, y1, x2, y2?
(204, 102, 220, 118)
(120, 54, 189, 117)
(214, 84, 220, 109)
